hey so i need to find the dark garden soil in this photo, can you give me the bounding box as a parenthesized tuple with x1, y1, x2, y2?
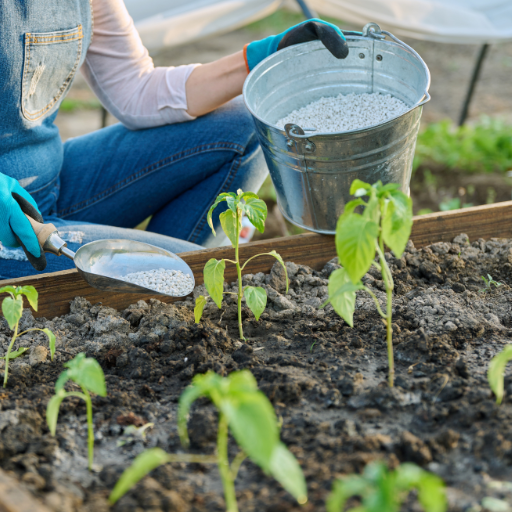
(2, 234, 512, 511)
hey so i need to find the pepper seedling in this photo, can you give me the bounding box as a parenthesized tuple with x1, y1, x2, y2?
(327, 461, 446, 512)
(0, 285, 55, 388)
(480, 274, 503, 293)
(322, 180, 413, 388)
(46, 353, 106, 471)
(488, 345, 512, 405)
(109, 370, 307, 511)
(194, 189, 288, 340)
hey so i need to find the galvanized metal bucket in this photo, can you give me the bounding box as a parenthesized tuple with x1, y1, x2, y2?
(243, 22, 431, 234)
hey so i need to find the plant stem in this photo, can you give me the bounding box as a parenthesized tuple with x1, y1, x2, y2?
(83, 387, 95, 471)
(3, 322, 18, 388)
(363, 287, 387, 319)
(376, 240, 395, 388)
(235, 210, 244, 340)
(217, 413, 238, 512)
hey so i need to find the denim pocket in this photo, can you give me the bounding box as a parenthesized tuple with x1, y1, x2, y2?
(21, 25, 83, 122)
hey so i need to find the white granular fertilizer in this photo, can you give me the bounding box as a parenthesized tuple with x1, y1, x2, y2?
(276, 92, 408, 133)
(122, 268, 194, 296)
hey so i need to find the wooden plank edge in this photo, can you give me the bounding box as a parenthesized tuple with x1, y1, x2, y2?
(2, 200, 512, 319)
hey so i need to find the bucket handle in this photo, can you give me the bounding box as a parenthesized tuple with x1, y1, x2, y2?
(363, 23, 431, 108)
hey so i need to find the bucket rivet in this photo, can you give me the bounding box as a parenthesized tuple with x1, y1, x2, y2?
(359, 53, 365, 59)
(286, 139, 294, 148)
(376, 54, 383, 61)
(304, 143, 315, 152)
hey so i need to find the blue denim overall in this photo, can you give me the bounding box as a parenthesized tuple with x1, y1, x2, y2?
(0, 1, 267, 279)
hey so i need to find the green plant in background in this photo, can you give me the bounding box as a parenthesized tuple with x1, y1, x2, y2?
(323, 180, 413, 388)
(47, 353, 106, 470)
(488, 345, 512, 405)
(480, 274, 503, 293)
(0, 286, 55, 388)
(327, 462, 446, 512)
(109, 370, 307, 510)
(195, 189, 288, 339)
(414, 117, 512, 174)
(438, 197, 473, 211)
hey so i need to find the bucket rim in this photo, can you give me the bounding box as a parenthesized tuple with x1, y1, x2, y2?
(243, 29, 431, 139)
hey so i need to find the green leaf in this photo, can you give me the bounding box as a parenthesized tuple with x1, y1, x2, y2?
(376, 183, 400, 197)
(242, 196, 267, 233)
(221, 391, 279, 471)
(0, 286, 16, 298)
(63, 353, 107, 396)
(194, 295, 207, 324)
(0, 347, 29, 360)
(327, 476, 369, 512)
(109, 448, 170, 504)
(416, 471, 447, 512)
(46, 389, 67, 435)
(206, 193, 235, 236)
(226, 369, 259, 393)
(244, 287, 267, 321)
(267, 250, 289, 293)
(203, 258, 225, 308)
(219, 210, 240, 248)
(382, 191, 413, 257)
(326, 268, 363, 327)
(335, 214, 378, 284)
(19, 286, 38, 311)
(350, 179, 372, 196)
(488, 345, 512, 404)
(178, 372, 223, 446)
(363, 193, 380, 224)
(41, 328, 55, 360)
(269, 443, 308, 504)
(55, 370, 70, 392)
(2, 295, 23, 330)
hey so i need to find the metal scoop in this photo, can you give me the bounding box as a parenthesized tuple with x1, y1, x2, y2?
(26, 216, 195, 297)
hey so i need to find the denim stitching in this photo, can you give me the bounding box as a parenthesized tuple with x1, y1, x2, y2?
(57, 142, 245, 217)
(22, 26, 83, 121)
(188, 150, 243, 244)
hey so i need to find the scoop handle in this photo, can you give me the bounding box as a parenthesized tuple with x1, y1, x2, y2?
(24, 214, 75, 259)
(25, 214, 58, 247)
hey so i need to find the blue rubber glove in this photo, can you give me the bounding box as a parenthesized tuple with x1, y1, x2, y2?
(244, 19, 348, 72)
(0, 173, 47, 270)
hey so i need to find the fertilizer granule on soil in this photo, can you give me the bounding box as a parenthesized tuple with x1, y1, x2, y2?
(277, 92, 409, 133)
(121, 268, 194, 296)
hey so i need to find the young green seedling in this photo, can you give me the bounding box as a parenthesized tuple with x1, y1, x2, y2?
(195, 189, 288, 339)
(480, 274, 503, 293)
(327, 461, 446, 512)
(0, 285, 55, 388)
(322, 180, 413, 388)
(109, 370, 307, 511)
(46, 353, 106, 471)
(488, 345, 512, 405)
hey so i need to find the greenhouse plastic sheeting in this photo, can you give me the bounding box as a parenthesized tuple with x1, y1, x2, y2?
(124, 0, 282, 51)
(308, 0, 512, 44)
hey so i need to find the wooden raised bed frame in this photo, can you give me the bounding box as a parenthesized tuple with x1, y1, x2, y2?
(1, 201, 512, 320)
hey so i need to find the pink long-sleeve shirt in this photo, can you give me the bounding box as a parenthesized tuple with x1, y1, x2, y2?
(81, 0, 199, 129)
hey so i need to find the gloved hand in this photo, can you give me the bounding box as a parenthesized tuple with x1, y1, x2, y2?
(0, 173, 47, 271)
(244, 19, 349, 72)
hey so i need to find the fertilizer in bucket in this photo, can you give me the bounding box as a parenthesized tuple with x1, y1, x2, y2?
(276, 93, 409, 133)
(243, 22, 431, 235)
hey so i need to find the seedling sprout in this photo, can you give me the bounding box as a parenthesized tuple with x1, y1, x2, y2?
(322, 180, 413, 387)
(480, 274, 503, 293)
(488, 345, 512, 404)
(0, 285, 55, 388)
(327, 461, 446, 512)
(195, 189, 288, 339)
(46, 353, 106, 471)
(109, 370, 307, 510)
